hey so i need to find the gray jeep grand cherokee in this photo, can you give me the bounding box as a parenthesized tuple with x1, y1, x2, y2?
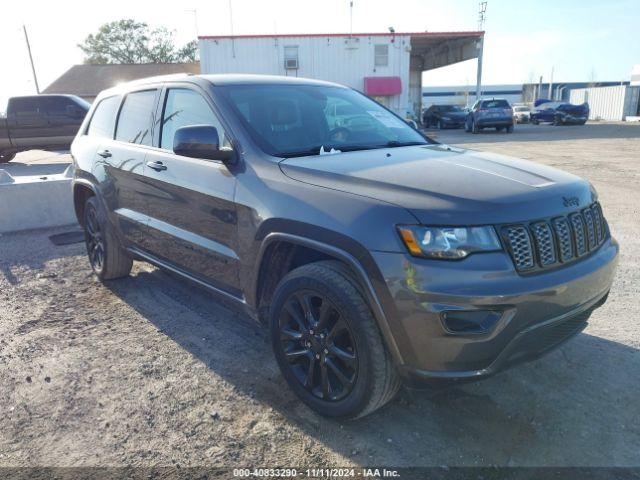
(71, 74, 618, 419)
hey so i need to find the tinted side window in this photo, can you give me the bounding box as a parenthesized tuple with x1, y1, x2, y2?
(115, 90, 157, 146)
(160, 89, 229, 151)
(87, 96, 121, 139)
(43, 96, 77, 114)
(10, 97, 40, 115)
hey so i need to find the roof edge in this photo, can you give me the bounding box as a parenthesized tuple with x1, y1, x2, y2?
(198, 31, 484, 40)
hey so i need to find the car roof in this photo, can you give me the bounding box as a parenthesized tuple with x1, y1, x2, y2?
(98, 73, 346, 98)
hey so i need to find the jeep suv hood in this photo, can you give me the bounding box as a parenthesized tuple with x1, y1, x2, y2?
(279, 144, 595, 225)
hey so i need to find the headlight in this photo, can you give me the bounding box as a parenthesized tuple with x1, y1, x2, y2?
(398, 225, 502, 259)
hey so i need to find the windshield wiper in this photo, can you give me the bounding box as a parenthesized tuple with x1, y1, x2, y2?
(383, 140, 429, 148)
(280, 144, 383, 158)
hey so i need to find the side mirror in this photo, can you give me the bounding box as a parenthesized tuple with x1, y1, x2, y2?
(173, 125, 236, 163)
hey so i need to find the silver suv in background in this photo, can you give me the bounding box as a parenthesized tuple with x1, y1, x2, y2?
(465, 98, 514, 133)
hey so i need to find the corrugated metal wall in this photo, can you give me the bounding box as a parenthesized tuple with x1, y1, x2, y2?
(199, 35, 412, 115)
(569, 85, 640, 121)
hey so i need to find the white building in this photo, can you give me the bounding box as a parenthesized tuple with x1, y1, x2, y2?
(199, 31, 484, 117)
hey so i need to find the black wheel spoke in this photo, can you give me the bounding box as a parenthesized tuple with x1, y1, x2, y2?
(326, 357, 353, 388)
(281, 327, 303, 341)
(304, 354, 316, 389)
(296, 292, 315, 327)
(284, 300, 307, 331)
(285, 347, 311, 360)
(316, 300, 333, 330)
(328, 318, 348, 340)
(328, 344, 356, 368)
(320, 362, 331, 399)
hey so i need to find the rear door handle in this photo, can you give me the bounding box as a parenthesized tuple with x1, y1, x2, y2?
(97, 149, 112, 158)
(146, 160, 167, 172)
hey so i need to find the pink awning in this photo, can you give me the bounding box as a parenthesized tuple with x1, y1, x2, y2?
(363, 76, 402, 96)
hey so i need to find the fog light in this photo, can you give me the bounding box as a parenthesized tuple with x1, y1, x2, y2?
(441, 310, 502, 334)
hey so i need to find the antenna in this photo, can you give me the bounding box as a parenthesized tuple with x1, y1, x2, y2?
(478, 1, 487, 31)
(23, 24, 40, 94)
(349, 1, 354, 36)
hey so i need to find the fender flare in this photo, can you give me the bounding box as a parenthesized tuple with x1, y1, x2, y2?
(254, 232, 405, 366)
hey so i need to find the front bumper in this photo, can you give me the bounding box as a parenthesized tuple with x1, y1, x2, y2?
(371, 236, 618, 386)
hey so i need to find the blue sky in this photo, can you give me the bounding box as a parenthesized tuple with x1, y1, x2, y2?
(1, 0, 639, 108)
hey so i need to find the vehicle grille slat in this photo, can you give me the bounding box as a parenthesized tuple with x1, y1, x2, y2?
(504, 226, 534, 271)
(531, 222, 556, 266)
(552, 217, 574, 262)
(583, 208, 597, 250)
(502, 202, 607, 273)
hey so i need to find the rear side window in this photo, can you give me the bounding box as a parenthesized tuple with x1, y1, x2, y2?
(87, 96, 121, 139)
(115, 90, 157, 146)
(481, 99, 510, 109)
(160, 89, 229, 151)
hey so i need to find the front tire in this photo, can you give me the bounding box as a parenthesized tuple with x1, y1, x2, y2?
(471, 119, 479, 134)
(506, 124, 514, 133)
(83, 196, 132, 280)
(270, 261, 400, 419)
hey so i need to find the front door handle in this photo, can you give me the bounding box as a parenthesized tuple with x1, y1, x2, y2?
(146, 160, 167, 172)
(97, 149, 112, 158)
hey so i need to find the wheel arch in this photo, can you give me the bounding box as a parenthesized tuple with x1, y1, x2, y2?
(253, 231, 405, 366)
(72, 179, 98, 226)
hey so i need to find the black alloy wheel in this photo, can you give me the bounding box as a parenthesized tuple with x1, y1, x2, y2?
(278, 290, 358, 402)
(84, 202, 105, 274)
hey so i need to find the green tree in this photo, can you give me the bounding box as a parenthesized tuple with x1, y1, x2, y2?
(78, 19, 198, 64)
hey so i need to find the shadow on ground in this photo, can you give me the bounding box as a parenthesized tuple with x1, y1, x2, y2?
(105, 266, 640, 466)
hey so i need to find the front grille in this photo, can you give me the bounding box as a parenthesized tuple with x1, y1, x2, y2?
(502, 202, 608, 273)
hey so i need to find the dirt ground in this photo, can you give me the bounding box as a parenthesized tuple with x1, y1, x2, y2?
(1, 123, 639, 468)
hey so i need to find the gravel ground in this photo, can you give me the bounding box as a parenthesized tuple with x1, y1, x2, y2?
(1, 123, 639, 468)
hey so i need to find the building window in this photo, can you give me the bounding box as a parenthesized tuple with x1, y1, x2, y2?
(374, 44, 389, 67)
(284, 46, 299, 70)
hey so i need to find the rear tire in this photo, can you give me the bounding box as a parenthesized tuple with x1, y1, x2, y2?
(506, 124, 514, 133)
(83, 196, 132, 280)
(270, 261, 400, 419)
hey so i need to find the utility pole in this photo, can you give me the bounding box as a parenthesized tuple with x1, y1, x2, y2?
(23, 25, 40, 94)
(475, 1, 487, 99)
(548, 66, 554, 100)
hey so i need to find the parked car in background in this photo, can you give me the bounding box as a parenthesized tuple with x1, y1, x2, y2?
(512, 105, 531, 123)
(0, 94, 89, 163)
(72, 74, 617, 419)
(531, 102, 589, 125)
(422, 104, 466, 129)
(465, 98, 514, 133)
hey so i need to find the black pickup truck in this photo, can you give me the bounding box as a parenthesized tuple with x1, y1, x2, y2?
(1, 94, 89, 163)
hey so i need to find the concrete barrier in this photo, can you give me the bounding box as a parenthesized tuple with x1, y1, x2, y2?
(0, 165, 77, 233)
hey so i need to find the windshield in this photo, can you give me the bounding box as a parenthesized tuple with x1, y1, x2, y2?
(216, 84, 430, 157)
(439, 105, 463, 112)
